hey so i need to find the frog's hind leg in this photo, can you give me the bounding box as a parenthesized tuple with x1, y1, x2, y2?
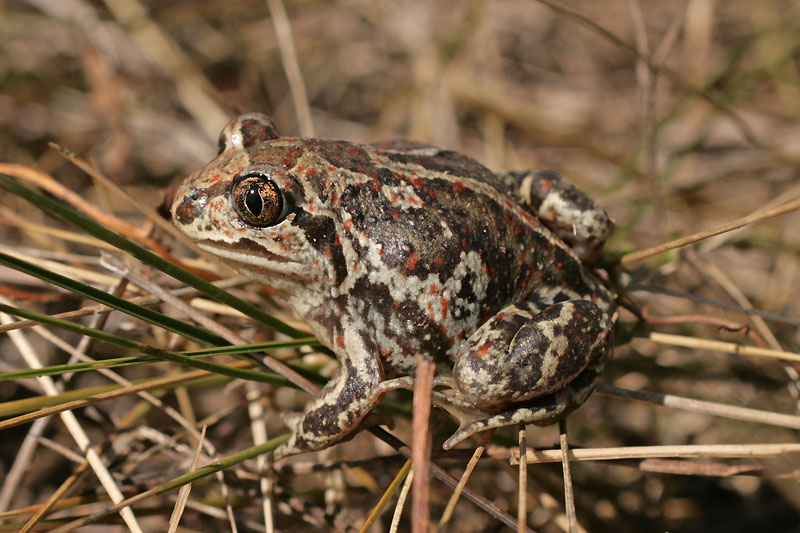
(447, 299, 612, 448)
(442, 356, 604, 449)
(503, 170, 613, 263)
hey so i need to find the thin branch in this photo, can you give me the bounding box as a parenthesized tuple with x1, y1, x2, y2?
(648, 331, 800, 364)
(534, 0, 762, 145)
(559, 420, 577, 533)
(510, 442, 800, 465)
(411, 357, 435, 533)
(621, 196, 800, 266)
(265, 0, 314, 136)
(597, 384, 800, 430)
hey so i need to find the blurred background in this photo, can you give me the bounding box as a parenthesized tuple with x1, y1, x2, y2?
(1, 0, 800, 531)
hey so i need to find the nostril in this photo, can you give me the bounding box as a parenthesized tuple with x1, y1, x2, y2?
(172, 187, 208, 225)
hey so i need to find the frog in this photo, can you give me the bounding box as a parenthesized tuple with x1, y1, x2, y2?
(171, 113, 615, 459)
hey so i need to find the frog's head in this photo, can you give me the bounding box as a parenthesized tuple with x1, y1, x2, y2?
(172, 113, 347, 310)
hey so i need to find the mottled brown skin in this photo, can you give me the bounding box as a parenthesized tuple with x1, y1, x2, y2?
(172, 113, 615, 457)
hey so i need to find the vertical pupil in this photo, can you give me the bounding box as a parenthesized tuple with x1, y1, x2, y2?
(245, 186, 263, 215)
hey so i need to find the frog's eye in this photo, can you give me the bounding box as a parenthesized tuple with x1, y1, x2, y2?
(231, 173, 286, 227)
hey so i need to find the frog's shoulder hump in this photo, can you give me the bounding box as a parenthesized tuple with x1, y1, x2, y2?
(370, 140, 497, 183)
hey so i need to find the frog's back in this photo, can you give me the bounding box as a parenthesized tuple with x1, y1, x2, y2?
(299, 139, 586, 373)
(369, 139, 510, 192)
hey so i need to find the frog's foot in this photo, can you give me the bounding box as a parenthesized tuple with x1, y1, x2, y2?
(442, 357, 604, 449)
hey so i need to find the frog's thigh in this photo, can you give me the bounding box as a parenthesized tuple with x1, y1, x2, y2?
(443, 356, 604, 449)
(274, 343, 383, 459)
(453, 299, 611, 409)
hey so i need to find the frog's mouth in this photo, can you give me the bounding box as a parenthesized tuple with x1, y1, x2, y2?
(196, 240, 314, 282)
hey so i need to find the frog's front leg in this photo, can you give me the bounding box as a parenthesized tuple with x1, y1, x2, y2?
(445, 298, 612, 449)
(273, 329, 384, 460)
(504, 170, 613, 263)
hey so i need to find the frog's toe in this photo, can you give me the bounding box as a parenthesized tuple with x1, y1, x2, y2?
(441, 390, 568, 450)
(272, 438, 305, 461)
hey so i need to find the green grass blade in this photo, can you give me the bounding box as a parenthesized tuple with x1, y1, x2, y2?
(0, 250, 229, 346)
(0, 303, 291, 386)
(0, 338, 318, 381)
(0, 373, 236, 417)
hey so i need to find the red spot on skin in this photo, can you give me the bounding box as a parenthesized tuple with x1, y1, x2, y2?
(327, 166, 336, 172)
(325, 247, 332, 259)
(409, 176, 423, 188)
(482, 264, 488, 274)
(441, 298, 449, 319)
(540, 179, 553, 191)
(427, 302, 433, 312)
(430, 284, 437, 294)
(549, 209, 557, 220)
(308, 167, 317, 173)
(337, 335, 346, 349)
(296, 165, 305, 172)
(392, 211, 400, 219)
(429, 189, 438, 199)
(405, 252, 419, 271)
(452, 180, 465, 192)
(334, 235, 342, 246)
(475, 343, 492, 357)
(344, 220, 352, 231)
(433, 257, 443, 264)
(370, 180, 380, 191)
(448, 337, 455, 347)
(224, 230, 232, 238)
(346, 146, 360, 154)
(264, 286, 277, 296)
(556, 262, 564, 270)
